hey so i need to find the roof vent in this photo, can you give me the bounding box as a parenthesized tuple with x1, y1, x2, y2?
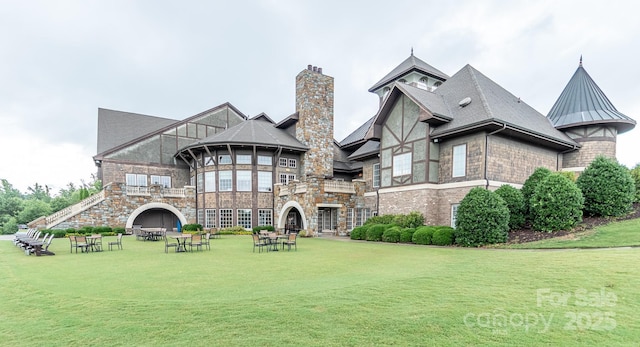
(459, 97, 472, 108)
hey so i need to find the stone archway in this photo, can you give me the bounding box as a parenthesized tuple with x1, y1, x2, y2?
(277, 201, 308, 232)
(126, 202, 188, 229)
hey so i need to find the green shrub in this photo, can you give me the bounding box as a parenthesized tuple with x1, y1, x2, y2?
(530, 173, 584, 232)
(382, 226, 401, 243)
(252, 225, 275, 233)
(432, 226, 455, 246)
(65, 228, 76, 235)
(220, 226, 250, 235)
(522, 167, 552, 218)
(365, 224, 385, 241)
(455, 187, 509, 247)
(93, 226, 113, 234)
(350, 225, 368, 240)
(182, 224, 203, 232)
(577, 156, 635, 217)
(51, 229, 67, 238)
(113, 227, 125, 235)
(393, 211, 424, 228)
(630, 163, 640, 202)
(412, 226, 436, 245)
(365, 214, 395, 225)
(79, 226, 94, 235)
(494, 185, 525, 230)
(400, 228, 415, 243)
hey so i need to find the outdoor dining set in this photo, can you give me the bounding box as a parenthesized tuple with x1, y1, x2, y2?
(68, 233, 123, 253)
(252, 230, 297, 253)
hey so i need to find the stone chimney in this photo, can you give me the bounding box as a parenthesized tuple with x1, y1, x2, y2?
(295, 65, 334, 179)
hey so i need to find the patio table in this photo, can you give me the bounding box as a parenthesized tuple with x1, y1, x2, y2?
(171, 234, 192, 252)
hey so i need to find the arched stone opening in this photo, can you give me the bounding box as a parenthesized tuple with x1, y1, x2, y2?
(126, 202, 188, 231)
(277, 201, 308, 233)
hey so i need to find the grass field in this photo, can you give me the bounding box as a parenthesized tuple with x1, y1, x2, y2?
(1, 233, 639, 346)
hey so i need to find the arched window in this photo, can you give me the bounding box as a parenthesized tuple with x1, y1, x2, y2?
(434, 81, 443, 87)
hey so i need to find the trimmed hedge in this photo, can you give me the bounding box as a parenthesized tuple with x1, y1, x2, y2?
(350, 225, 368, 240)
(365, 224, 385, 242)
(413, 226, 436, 245)
(577, 156, 635, 217)
(432, 227, 455, 246)
(494, 185, 526, 230)
(522, 167, 552, 218)
(530, 173, 584, 232)
(400, 228, 415, 243)
(252, 225, 275, 233)
(382, 226, 401, 243)
(182, 224, 203, 232)
(455, 187, 509, 247)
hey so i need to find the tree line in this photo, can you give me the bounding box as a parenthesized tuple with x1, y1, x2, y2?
(0, 177, 102, 234)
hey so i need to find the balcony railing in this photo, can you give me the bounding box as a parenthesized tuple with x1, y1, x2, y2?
(125, 186, 187, 197)
(324, 180, 355, 194)
(45, 190, 106, 228)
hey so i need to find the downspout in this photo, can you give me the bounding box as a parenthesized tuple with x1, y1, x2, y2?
(557, 145, 579, 171)
(485, 124, 507, 189)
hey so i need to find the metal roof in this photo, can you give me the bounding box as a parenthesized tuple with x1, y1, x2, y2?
(547, 61, 636, 133)
(96, 108, 178, 154)
(338, 116, 375, 147)
(368, 53, 449, 93)
(181, 118, 308, 152)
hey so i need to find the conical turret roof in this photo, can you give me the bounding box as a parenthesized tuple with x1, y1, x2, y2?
(547, 59, 635, 133)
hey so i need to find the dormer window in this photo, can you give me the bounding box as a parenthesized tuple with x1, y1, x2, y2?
(434, 81, 442, 88)
(398, 79, 407, 84)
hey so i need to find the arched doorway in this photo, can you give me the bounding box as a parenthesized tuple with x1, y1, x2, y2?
(277, 201, 308, 233)
(126, 202, 188, 231)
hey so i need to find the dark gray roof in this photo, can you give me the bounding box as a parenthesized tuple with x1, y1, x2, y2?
(430, 65, 578, 149)
(182, 118, 308, 152)
(339, 116, 375, 147)
(395, 83, 452, 122)
(547, 63, 636, 133)
(369, 53, 449, 93)
(97, 108, 178, 154)
(347, 140, 380, 161)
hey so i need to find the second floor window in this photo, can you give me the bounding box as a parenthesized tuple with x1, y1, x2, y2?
(392, 153, 411, 177)
(205, 171, 216, 192)
(237, 170, 252, 191)
(452, 144, 467, 177)
(150, 175, 171, 188)
(258, 171, 272, 192)
(236, 154, 251, 165)
(126, 174, 147, 187)
(373, 163, 380, 188)
(219, 171, 232, 191)
(218, 155, 232, 165)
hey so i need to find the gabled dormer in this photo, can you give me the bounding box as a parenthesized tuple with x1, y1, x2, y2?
(368, 50, 449, 104)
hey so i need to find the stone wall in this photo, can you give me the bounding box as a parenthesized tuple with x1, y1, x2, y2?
(50, 183, 197, 229)
(563, 140, 616, 169)
(439, 133, 486, 183)
(295, 66, 334, 179)
(487, 135, 558, 184)
(101, 160, 191, 189)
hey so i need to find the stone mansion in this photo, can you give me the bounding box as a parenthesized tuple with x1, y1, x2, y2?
(32, 54, 636, 235)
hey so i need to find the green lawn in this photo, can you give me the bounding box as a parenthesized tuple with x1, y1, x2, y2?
(1, 234, 639, 346)
(503, 218, 640, 249)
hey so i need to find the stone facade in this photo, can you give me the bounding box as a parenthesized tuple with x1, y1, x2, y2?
(295, 66, 334, 179)
(487, 135, 559, 183)
(563, 140, 616, 169)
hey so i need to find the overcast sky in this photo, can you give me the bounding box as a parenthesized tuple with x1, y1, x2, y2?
(1, 0, 639, 194)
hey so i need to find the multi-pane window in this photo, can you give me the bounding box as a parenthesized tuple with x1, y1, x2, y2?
(126, 174, 148, 187)
(451, 204, 460, 228)
(205, 156, 215, 166)
(356, 208, 370, 227)
(197, 173, 204, 193)
(205, 209, 216, 229)
(258, 171, 272, 192)
(150, 175, 171, 188)
(452, 144, 467, 177)
(218, 155, 232, 165)
(279, 158, 288, 167)
(219, 209, 233, 228)
(373, 163, 380, 188)
(237, 209, 252, 229)
(288, 159, 297, 168)
(236, 154, 251, 165)
(393, 153, 412, 176)
(279, 174, 296, 184)
(205, 171, 216, 192)
(258, 209, 272, 226)
(257, 155, 272, 166)
(219, 171, 232, 191)
(237, 170, 252, 191)
(197, 209, 204, 226)
(347, 208, 354, 230)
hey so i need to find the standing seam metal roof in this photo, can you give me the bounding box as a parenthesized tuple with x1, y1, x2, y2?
(547, 63, 635, 133)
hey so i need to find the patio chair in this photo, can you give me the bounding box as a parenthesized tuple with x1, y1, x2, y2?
(91, 234, 103, 252)
(202, 232, 211, 250)
(282, 232, 298, 251)
(189, 234, 203, 252)
(164, 233, 178, 253)
(252, 234, 268, 253)
(29, 234, 54, 255)
(73, 236, 91, 253)
(109, 233, 123, 251)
